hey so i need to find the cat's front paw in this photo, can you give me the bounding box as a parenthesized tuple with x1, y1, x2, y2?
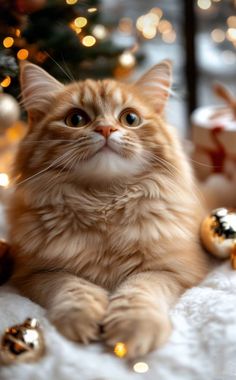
(103, 294, 172, 358)
(48, 283, 109, 343)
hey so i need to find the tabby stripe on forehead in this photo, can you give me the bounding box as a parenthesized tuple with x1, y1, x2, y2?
(79, 83, 98, 114)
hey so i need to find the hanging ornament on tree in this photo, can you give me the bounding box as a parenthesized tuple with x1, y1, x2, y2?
(201, 207, 236, 269)
(15, 0, 46, 14)
(0, 93, 20, 132)
(0, 318, 45, 365)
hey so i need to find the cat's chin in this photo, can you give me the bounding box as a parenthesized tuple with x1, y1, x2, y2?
(75, 148, 143, 184)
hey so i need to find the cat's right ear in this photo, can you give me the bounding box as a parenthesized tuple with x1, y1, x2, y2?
(20, 61, 63, 124)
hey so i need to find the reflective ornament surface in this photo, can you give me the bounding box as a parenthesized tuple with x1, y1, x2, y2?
(0, 318, 45, 364)
(0, 94, 20, 131)
(201, 208, 236, 268)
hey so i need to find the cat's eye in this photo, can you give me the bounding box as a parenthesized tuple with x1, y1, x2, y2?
(65, 109, 90, 128)
(119, 109, 141, 127)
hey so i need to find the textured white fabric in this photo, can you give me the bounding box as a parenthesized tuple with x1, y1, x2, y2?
(0, 263, 236, 380)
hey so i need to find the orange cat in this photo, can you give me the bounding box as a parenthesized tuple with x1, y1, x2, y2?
(8, 60, 210, 358)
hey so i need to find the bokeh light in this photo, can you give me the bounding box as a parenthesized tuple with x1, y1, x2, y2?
(92, 25, 107, 39)
(87, 7, 97, 13)
(133, 362, 149, 374)
(197, 0, 212, 10)
(82, 35, 96, 47)
(227, 16, 236, 28)
(17, 49, 29, 60)
(119, 51, 136, 67)
(1, 76, 11, 88)
(74, 17, 87, 28)
(114, 342, 127, 358)
(3, 37, 14, 48)
(0, 173, 9, 187)
(211, 28, 225, 43)
(66, 0, 78, 4)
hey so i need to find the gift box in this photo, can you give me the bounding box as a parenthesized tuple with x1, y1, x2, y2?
(191, 85, 236, 181)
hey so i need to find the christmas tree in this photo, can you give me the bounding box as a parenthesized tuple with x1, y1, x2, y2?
(0, 0, 140, 97)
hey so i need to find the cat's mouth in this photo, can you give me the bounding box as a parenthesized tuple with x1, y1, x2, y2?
(94, 140, 120, 156)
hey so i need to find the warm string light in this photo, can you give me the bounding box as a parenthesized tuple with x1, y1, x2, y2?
(119, 51, 136, 68)
(197, 0, 212, 10)
(17, 49, 29, 60)
(0, 173, 9, 188)
(82, 35, 96, 47)
(92, 24, 107, 39)
(227, 28, 236, 42)
(1, 76, 11, 88)
(211, 28, 225, 43)
(133, 361, 149, 374)
(15, 29, 21, 37)
(74, 17, 87, 28)
(206, 5, 236, 48)
(3, 37, 14, 48)
(136, 8, 176, 43)
(65, 0, 78, 4)
(87, 7, 97, 13)
(118, 17, 133, 34)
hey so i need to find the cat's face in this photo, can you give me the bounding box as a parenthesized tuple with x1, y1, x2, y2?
(18, 61, 174, 185)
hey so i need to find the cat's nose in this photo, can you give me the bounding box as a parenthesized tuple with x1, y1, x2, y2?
(95, 125, 118, 138)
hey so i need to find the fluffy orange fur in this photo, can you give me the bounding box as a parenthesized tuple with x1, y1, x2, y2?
(7, 60, 210, 358)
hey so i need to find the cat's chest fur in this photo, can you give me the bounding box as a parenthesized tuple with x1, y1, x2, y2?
(12, 181, 169, 289)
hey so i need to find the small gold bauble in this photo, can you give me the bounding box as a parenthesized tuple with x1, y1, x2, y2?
(0, 318, 45, 364)
(201, 208, 236, 267)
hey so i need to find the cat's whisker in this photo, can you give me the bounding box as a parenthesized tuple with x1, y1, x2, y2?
(45, 52, 75, 82)
(19, 136, 91, 145)
(188, 158, 215, 168)
(145, 151, 203, 204)
(63, 153, 80, 184)
(61, 55, 77, 83)
(19, 140, 76, 144)
(143, 151, 176, 176)
(13, 150, 73, 188)
(45, 150, 77, 187)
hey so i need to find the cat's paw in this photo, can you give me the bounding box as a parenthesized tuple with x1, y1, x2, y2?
(48, 283, 109, 343)
(102, 294, 172, 358)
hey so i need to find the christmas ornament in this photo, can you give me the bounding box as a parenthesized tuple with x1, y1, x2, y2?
(0, 240, 13, 285)
(201, 207, 236, 269)
(0, 93, 20, 132)
(0, 318, 45, 365)
(114, 342, 127, 358)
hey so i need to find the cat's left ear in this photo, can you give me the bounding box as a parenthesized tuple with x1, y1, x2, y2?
(20, 61, 64, 124)
(135, 60, 172, 114)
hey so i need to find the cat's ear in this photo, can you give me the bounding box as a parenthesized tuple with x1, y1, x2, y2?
(20, 61, 63, 123)
(135, 60, 172, 114)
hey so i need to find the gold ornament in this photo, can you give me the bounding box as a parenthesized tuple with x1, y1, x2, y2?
(0, 318, 45, 364)
(114, 342, 127, 358)
(0, 94, 20, 131)
(201, 207, 236, 269)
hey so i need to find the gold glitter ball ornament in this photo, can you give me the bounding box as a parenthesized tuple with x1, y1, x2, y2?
(114, 342, 127, 358)
(201, 207, 236, 269)
(0, 318, 45, 364)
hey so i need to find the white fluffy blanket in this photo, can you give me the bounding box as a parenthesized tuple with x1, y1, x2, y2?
(1, 263, 236, 380)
